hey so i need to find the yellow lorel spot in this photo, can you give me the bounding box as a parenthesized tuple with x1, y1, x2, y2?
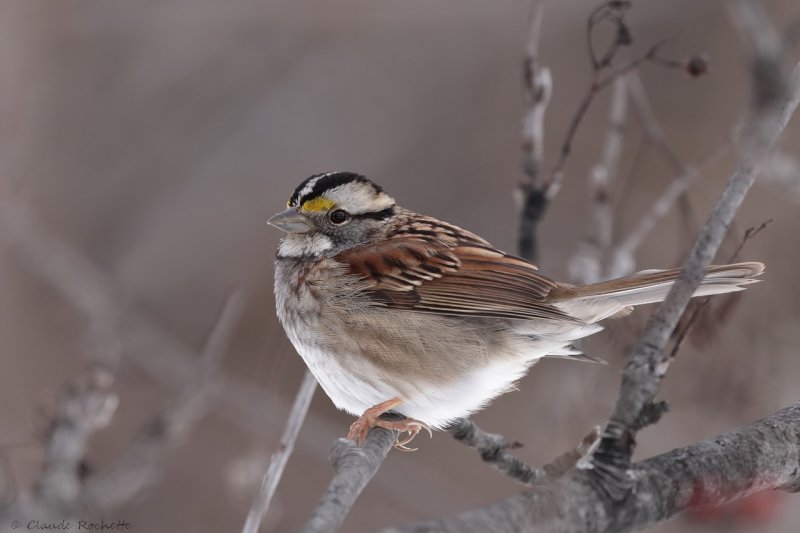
(301, 196, 336, 212)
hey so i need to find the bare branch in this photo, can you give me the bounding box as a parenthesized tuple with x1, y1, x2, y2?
(517, 0, 552, 262)
(0, 289, 243, 528)
(243, 370, 318, 533)
(568, 76, 627, 284)
(626, 71, 684, 173)
(384, 13, 800, 530)
(608, 141, 730, 278)
(594, 39, 800, 500)
(448, 419, 600, 487)
(626, 69, 697, 246)
(542, 36, 675, 203)
(447, 419, 536, 486)
(383, 402, 800, 533)
(668, 218, 773, 360)
(519, 0, 550, 180)
(302, 428, 397, 533)
(518, 1, 688, 262)
(303, 3, 800, 532)
(33, 368, 118, 509)
(731, 0, 787, 112)
(81, 289, 245, 509)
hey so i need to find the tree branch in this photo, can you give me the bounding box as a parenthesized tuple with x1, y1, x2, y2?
(517, 0, 552, 262)
(33, 368, 118, 510)
(242, 370, 318, 533)
(446, 419, 535, 486)
(447, 419, 599, 488)
(383, 4, 800, 530)
(302, 428, 397, 533)
(608, 140, 730, 278)
(0, 289, 244, 527)
(80, 289, 244, 509)
(594, 26, 800, 503)
(383, 402, 800, 533)
(299, 3, 800, 531)
(0, 191, 286, 443)
(518, 1, 688, 263)
(625, 69, 696, 254)
(568, 76, 628, 284)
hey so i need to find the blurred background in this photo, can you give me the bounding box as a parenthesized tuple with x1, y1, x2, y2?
(1, 0, 799, 531)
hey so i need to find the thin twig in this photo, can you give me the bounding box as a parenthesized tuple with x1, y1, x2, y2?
(625, 70, 696, 254)
(568, 76, 628, 284)
(626, 71, 683, 172)
(668, 218, 774, 359)
(608, 141, 730, 278)
(448, 419, 600, 487)
(447, 419, 533, 486)
(542, 36, 675, 202)
(243, 370, 318, 533)
(730, 218, 774, 260)
(519, 2, 686, 262)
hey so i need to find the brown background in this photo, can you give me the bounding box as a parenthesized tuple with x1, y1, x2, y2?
(1, 1, 799, 532)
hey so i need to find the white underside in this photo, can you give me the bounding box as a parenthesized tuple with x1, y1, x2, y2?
(292, 331, 596, 428)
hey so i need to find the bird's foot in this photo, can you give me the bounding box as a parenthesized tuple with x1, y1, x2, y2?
(347, 399, 432, 451)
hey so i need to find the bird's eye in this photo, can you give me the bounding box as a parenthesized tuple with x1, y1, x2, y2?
(329, 209, 349, 224)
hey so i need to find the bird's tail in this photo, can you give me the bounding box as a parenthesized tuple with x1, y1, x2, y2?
(551, 262, 764, 323)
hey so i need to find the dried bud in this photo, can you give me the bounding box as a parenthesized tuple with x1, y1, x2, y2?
(685, 55, 709, 78)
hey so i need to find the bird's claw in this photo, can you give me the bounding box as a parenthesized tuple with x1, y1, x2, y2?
(347, 414, 432, 451)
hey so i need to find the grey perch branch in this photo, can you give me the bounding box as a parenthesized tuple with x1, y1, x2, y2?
(302, 428, 397, 533)
(383, 402, 800, 533)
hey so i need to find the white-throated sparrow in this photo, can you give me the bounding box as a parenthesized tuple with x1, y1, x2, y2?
(270, 172, 763, 450)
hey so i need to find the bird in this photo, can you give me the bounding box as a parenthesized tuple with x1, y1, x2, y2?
(269, 171, 764, 450)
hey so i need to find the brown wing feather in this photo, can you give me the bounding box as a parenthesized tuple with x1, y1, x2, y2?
(336, 237, 581, 322)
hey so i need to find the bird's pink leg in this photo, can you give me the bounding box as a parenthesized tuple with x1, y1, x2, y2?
(347, 398, 432, 451)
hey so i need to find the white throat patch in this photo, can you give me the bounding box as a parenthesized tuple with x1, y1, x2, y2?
(278, 233, 334, 257)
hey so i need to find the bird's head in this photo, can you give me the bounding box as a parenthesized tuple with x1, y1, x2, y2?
(269, 172, 397, 257)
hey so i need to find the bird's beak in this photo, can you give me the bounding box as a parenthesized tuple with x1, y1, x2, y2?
(268, 207, 312, 234)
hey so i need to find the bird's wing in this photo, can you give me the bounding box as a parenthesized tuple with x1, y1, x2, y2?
(335, 237, 580, 322)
